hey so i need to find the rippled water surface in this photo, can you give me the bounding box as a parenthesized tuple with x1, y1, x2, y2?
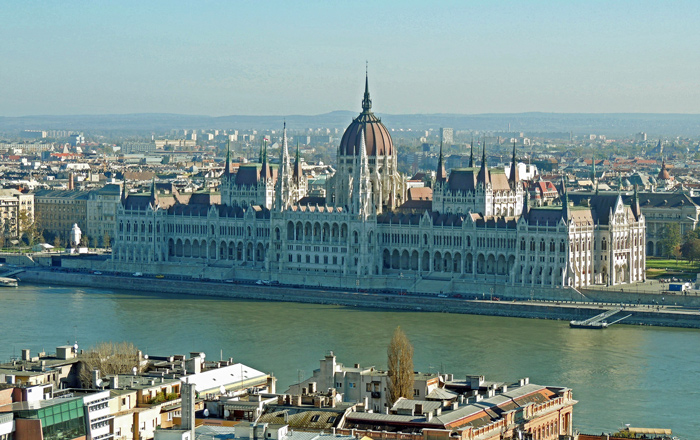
(1, 284, 698, 438)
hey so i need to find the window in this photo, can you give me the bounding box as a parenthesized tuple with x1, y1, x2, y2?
(335, 382, 342, 388)
(310, 415, 320, 423)
(413, 389, 419, 396)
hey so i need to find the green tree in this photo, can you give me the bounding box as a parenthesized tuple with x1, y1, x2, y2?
(18, 211, 42, 246)
(387, 326, 414, 405)
(659, 223, 681, 259)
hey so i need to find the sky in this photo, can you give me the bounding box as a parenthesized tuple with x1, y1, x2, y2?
(1, 0, 700, 116)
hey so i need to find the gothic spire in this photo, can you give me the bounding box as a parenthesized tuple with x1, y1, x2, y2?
(477, 138, 490, 185)
(436, 139, 447, 183)
(293, 140, 302, 183)
(361, 67, 372, 113)
(561, 177, 569, 221)
(224, 138, 232, 177)
(631, 184, 641, 220)
(260, 139, 271, 180)
(509, 140, 519, 185)
(149, 176, 158, 206)
(469, 138, 474, 168)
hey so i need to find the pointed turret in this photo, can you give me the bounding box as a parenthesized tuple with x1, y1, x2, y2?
(276, 122, 292, 209)
(361, 69, 372, 113)
(631, 184, 641, 220)
(280, 122, 291, 177)
(148, 177, 158, 207)
(522, 187, 530, 217)
(293, 141, 302, 183)
(436, 140, 447, 183)
(468, 138, 474, 168)
(120, 183, 127, 205)
(477, 139, 490, 185)
(561, 177, 569, 221)
(260, 140, 271, 180)
(509, 140, 519, 186)
(224, 139, 233, 177)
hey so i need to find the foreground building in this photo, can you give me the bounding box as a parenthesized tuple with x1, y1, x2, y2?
(112, 76, 645, 290)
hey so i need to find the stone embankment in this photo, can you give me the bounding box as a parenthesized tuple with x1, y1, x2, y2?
(19, 269, 700, 329)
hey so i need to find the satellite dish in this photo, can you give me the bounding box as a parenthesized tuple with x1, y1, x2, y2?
(96, 379, 103, 387)
(203, 409, 210, 417)
(224, 410, 230, 418)
(132, 367, 137, 375)
(144, 355, 149, 360)
(220, 385, 226, 395)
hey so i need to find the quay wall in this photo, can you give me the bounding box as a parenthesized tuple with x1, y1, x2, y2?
(19, 270, 700, 329)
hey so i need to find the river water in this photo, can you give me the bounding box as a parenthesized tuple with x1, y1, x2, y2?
(0, 284, 697, 438)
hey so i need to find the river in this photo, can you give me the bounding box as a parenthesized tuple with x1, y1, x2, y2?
(0, 284, 697, 438)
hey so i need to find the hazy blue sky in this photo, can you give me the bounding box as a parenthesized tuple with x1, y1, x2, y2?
(2, 0, 699, 116)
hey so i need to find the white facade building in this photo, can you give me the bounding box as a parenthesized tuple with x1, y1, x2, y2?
(112, 77, 646, 289)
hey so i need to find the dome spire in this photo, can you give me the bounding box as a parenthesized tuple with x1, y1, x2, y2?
(362, 64, 372, 113)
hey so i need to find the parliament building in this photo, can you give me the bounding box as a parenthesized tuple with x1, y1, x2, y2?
(112, 76, 646, 292)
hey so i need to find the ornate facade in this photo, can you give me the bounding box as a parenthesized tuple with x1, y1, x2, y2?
(112, 76, 646, 289)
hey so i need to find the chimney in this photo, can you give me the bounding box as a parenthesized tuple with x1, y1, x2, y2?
(277, 395, 285, 405)
(292, 395, 302, 406)
(92, 370, 100, 388)
(110, 376, 119, 389)
(308, 382, 316, 393)
(181, 383, 196, 438)
(426, 411, 433, 422)
(21, 349, 30, 361)
(451, 402, 459, 411)
(459, 395, 465, 404)
(354, 364, 361, 368)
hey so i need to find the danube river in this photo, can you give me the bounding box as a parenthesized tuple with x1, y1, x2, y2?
(1, 284, 697, 438)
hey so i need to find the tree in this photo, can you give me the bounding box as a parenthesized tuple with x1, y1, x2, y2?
(53, 235, 61, 250)
(18, 211, 42, 246)
(659, 223, 681, 259)
(387, 326, 414, 405)
(80, 234, 89, 248)
(681, 236, 700, 264)
(78, 341, 140, 388)
(103, 231, 111, 249)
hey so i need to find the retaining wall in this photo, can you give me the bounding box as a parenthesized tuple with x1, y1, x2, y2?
(19, 270, 700, 329)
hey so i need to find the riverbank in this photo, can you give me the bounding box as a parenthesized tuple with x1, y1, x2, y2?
(19, 269, 700, 329)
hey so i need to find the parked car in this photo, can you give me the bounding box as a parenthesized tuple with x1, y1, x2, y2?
(437, 294, 448, 298)
(133, 272, 143, 277)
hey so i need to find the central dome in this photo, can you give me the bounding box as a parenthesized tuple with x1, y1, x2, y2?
(339, 76, 394, 157)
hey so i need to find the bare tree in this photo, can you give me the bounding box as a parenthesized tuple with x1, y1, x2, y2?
(78, 341, 140, 388)
(387, 326, 414, 405)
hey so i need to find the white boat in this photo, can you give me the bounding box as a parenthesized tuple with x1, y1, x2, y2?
(0, 277, 18, 287)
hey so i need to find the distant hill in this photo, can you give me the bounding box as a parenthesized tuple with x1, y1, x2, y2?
(1, 111, 699, 136)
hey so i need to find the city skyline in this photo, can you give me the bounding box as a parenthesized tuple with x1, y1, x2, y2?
(2, 0, 700, 116)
